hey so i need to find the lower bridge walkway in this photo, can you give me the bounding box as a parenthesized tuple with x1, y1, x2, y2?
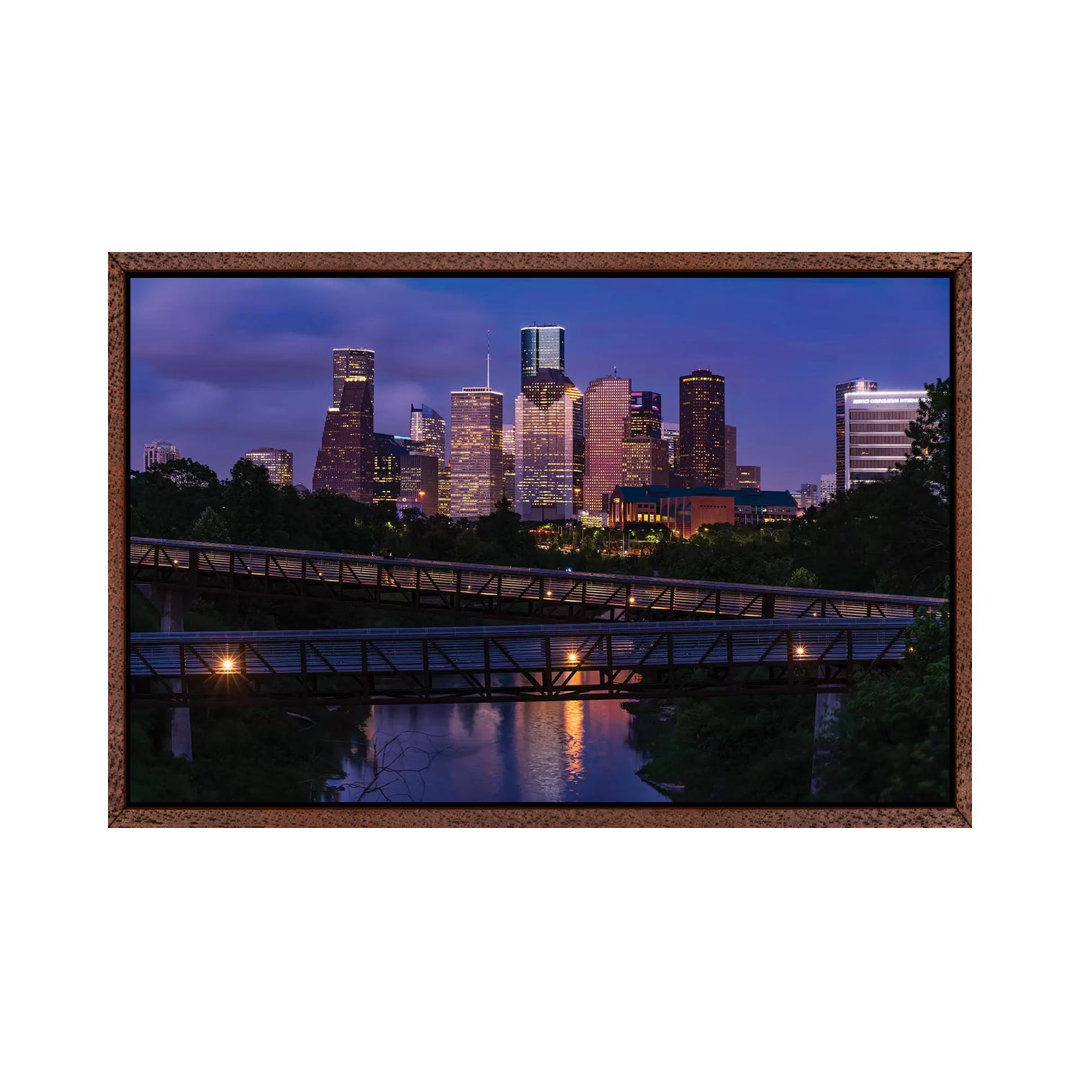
(130, 617, 915, 706)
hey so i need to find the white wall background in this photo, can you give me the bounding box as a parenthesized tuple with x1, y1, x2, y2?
(3, 2, 1074, 1078)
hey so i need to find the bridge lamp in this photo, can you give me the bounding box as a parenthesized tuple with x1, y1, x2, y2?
(794, 645, 807, 657)
(219, 655, 237, 673)
(567, 651, 580, 665)
(628, 596, 636, 605)
(546, 590, 553, 597)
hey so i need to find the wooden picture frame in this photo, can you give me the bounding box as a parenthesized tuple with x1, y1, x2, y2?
(108, 252, 971, 827)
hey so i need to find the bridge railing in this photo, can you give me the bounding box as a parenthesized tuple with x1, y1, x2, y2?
(130, 537, 943, 621)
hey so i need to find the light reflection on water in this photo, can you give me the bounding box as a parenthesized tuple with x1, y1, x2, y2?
(324, 694, 668, 804)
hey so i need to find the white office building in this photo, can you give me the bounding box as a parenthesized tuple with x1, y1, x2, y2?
(843, 389, 927, 490)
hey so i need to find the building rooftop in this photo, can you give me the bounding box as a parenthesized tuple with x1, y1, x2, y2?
(612, 485, 796, 507)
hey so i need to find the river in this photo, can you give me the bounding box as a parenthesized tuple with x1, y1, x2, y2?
(322, 695, 670, 804)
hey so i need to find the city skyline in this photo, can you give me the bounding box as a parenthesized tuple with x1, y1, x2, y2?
(130, 276, 949, 492)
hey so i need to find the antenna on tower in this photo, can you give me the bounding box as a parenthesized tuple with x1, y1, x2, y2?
(486, 328, 492, 388)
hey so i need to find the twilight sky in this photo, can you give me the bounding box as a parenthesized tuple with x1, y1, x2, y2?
(130, 275, 949, 493)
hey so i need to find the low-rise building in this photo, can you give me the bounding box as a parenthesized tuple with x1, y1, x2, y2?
(608, 485, 735, 538)
(609, 485, 797, 534)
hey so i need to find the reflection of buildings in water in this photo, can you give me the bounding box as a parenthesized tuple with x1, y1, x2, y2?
(564, 699, 585, 785)
(513, 699, 566, 802)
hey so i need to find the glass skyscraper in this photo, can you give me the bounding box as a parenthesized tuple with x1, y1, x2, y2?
(515, 370, 583, 521)
(583, 375, 631, 517)
(627, 390, 662, 439)
(409, 403, 446, 462)
(520, 325, 565, 385)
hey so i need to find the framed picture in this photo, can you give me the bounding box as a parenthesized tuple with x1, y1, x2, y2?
(108, 252, 971, 827)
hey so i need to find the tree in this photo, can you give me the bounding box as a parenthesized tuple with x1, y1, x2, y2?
(222, 458, 285, 546)
(902, 377, 951, 503)
(814, 600, 951, 804)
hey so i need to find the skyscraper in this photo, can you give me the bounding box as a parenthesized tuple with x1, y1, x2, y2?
(621, 426, 671, 487)
(520, 325, 565, 385)
(627, 390, 662, 438)
(835, 378, 877, 491)
(333, 348, 375, 409)
(502, 423, 517, 507)
(724, 424, 737, 491)
(313, 347, 375, 502)
(819, 473, 837, 503)
(409, 403, 446, 462)
(661, 423, 680, 472)
(515, 370, 584, 521)
(583, 375, 631, 517)
(399, 453, 439, 516)
(843, 388, 927, 490)
(244, 447, 293, 487)
(450, 385, 503, 519)
(678, 369, 726, 488)
(373, 433, 410, 505)
(144, 440, 180, 470)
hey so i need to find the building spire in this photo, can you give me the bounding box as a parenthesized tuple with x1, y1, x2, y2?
(486, 328, 492, 389)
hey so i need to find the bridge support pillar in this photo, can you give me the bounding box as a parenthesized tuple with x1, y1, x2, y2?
(136, 584, 193, 761)
(811, 672, 845, 797)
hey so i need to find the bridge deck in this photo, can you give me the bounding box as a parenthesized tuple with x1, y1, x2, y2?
(130, 617, 915, 705)
(130, 538, 942, 621)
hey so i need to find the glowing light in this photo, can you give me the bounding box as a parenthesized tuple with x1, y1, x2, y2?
(794, 645, 806, 657)
(628, 596, 636, 604)
(546, 590, 553, 597)
(219, 656, 236, 672)
(567, 652, 579, 664)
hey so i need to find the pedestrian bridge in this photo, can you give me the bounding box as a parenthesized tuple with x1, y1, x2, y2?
(130, 616, 916, 706)
(130, 538, 942, 622)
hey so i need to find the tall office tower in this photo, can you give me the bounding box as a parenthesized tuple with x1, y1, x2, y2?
(244, 447, 293, 488)
(621, 425, 671, 487)
(410, 403, 446, 462)
(373, 432, 410, 505)
(736, 464, 761, 489)
(333, 348, 376, 409)
(724, 425, 737, 489)
(144, 440, 180, 470)
(678, 369, 726, 487)
(835, 378, 877, 491)
(502, 423, 517, 507)
(450, 385, 503, 519)
(515, 370, 584, 521)
(399, 453, 440, 516)
(843, 388, 927, 490)
(661, 423, 680, 471)
(520, 324, 565, 385)
(583, 375, 631, 517)
(819, 473, 837, 503)
(627, 390, 662, 438)
(313, 348, 375, 502)
(438, 462, 451, 517)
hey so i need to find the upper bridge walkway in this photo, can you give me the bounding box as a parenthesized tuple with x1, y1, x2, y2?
(129, 538, 943, 622)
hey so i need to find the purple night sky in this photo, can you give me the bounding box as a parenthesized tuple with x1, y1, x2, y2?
(130, 275, 949, 493)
